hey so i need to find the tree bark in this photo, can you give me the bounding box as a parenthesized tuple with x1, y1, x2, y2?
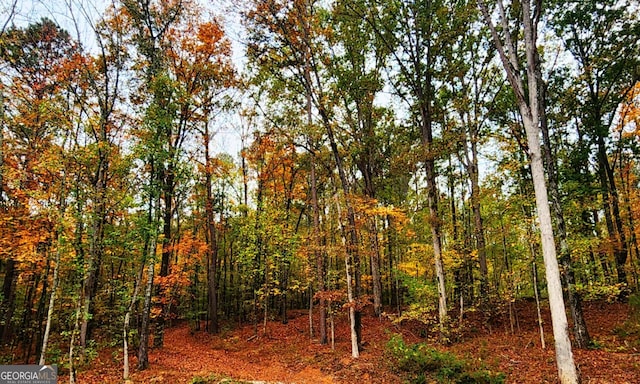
(310, 149, 327, 344)
(0, 258, 16, 343)
(368, 218, 383, 318)
(138, 256, 155, 370)
(138, 188, 160, 371)
(39, 233, 62, 365)
(204, 127, 219, 334)
(596, 135, 628, 286)
(421, 101, 448, 331)
(538, 68, 591, 348)
(80, 156, 107, 353)
(123, 257, 145, 379)
(477, 0, 579, 382)
(468, 134, 489, 296)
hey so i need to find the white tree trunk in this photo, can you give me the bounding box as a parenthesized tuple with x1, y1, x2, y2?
(39, 231, 63, 365)
(522, 110, 577, 383)
(477, 0, 579, 382)
(335, 195, 359, 358)
(123, 262, 145, 380)
(345, 253, 359, 358)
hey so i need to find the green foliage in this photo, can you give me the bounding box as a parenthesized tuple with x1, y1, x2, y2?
(630, 294, 640, 319)
(612, 294, 640, 349)
(386, 335, 505, 384)
(575, 282, 627, 303)
(393, 270, 438, 326)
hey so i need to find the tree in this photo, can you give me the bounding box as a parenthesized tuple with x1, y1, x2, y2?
(121, 0, 187, 352)
(163, 8, 235, 334)
(0, 18, 78, 358)
(477, 0, 579, 382)
(245, 0, 364, 357)
(355, 0, 472, 332)
(537, 57, 591, 348)
(441, 7, 498, 299)
(551, 0, 640, 287)
(329, 0, 391, 318)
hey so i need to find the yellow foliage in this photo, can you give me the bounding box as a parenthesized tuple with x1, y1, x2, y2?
(398, 261, 428, 279)
(618, 81, 640, 136)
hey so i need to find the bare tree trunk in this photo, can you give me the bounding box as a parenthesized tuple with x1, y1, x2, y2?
(368, 218, 383, 318)
(80, 166, 107, 354)
(620, 157, 640, 291)
(533, 261, 546, 349)
(468, 138, 489, 296)
(123, 259, 145, 380)
(138, 257, 155, 370)
(308, 286, 314, 338)
(345, 241, 360, 358)
(204, 125, 219, 334)
(596, 136, 628, 286)
(296, 0, 361, 352)
(419, 111, 448, 333)
(478, 0, 579, 382)
(0, 258, 16, 343)
(310, 148, 327, 344)
(138, 193, 159, 371)
(39, 233, 62, 365)
(538, 67, 590, 348)
(155, 169, 174, 348)
(69, 297, 81, 384)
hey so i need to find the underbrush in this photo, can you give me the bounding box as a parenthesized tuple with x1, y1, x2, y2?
(386, 334, 505, 384)
(612, 293, 640, 349)
(190, 373, 251, 383)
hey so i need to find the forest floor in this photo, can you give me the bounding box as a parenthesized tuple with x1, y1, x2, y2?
(69, 299, 639, 383)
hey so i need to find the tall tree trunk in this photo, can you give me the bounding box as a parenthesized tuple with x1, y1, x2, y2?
(368, 218, 383, 318)
(420, 100, 448, 332)
(155, 165, 174, 348)
(138, 256, 155, 370)
(522, 101, 578, 384)
(204, 127, 219, 334)
(335, 192, 360, 359)
(322, 106, 362, 357)
(0, 258, 16, 343)
(468, 132, 489, 297)
(79, 235, 103, 355)
(69, 295, 82, 384)
(532, 260, 546, 349)
(297, 0, 361, 352)
(80, 148, 108, 353)
(620, 158, 640, 291)
(596, 135, 628, 286)
(538, 70, 590, 348)
(310, 141, 327, 344)
(123, 258, 145, 379)
(478, 0, 579, 382)
(39, 233, 63, 365)
(138, 185, 160, 370)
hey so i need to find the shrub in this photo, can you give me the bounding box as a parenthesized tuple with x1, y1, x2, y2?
(386, 334, 505, 384)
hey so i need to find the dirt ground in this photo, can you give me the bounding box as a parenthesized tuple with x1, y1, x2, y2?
(69, 299, 639, 383)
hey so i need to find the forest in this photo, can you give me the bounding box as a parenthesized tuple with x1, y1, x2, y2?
(0, 0, 639, 383)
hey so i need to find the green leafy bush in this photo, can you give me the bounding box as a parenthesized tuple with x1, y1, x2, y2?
(613, 293, 640, 348)
(575, 282, 627, 302)
(386, 334, 505, 384)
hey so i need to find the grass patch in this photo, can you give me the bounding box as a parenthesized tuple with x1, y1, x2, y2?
(612, 293, 640, 349)
(386, 334, 505, 384)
